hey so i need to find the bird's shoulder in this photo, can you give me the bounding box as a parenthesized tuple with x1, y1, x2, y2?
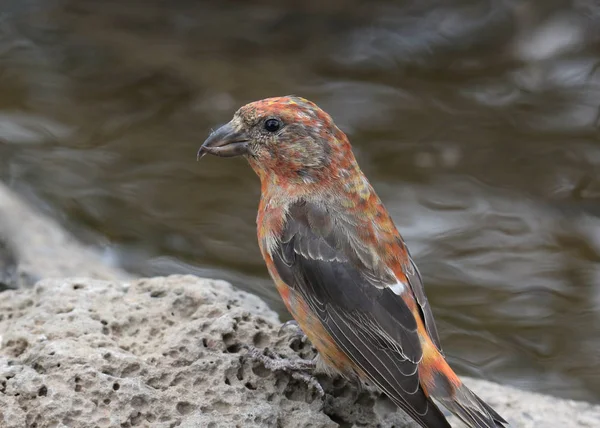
(266, 196, 404, 284)
(261, 195, 444, 352)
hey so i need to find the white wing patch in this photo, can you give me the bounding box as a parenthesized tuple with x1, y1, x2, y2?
(389, 280, 407, 295)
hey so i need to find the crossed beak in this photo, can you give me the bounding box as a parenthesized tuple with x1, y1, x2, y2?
(197, 123, 249, 160)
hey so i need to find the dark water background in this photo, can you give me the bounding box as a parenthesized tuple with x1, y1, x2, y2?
(0, 0, 599, 403)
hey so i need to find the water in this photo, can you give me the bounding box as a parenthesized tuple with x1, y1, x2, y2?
(0, 0, 599, 403)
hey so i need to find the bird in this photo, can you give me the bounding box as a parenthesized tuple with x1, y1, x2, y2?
(198, 95, 508, 428)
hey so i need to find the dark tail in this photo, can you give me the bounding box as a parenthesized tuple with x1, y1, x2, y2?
(434, 382, 508, 428)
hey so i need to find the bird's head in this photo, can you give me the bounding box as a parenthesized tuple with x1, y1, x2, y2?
(199, 96, 355, 186)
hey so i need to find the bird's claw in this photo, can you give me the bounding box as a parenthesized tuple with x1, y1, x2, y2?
(243, 345, 324, 397)
(278, 320, 311, 345)
(288, 370, 325, 398)
(278, 319, 302, 335)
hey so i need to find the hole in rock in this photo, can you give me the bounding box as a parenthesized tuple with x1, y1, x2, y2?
(176, 401, 195, 415)
(226, 343, 241, 353)
(253, 332, 269, 347)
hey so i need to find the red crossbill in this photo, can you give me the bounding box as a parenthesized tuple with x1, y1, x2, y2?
(199, 96, 507, 428)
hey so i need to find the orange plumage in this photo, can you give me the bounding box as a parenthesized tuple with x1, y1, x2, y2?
(199, 96, 507, 428)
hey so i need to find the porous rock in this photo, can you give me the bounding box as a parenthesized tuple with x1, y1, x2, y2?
(0, 276, 411, 428)
(0, 275, 598, 428)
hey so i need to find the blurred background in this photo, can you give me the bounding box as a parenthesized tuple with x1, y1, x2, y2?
(0, 0, 599, 403)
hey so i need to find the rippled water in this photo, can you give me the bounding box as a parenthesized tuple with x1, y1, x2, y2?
(1, 0, 599, 403)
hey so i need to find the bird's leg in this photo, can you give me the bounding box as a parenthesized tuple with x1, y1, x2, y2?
(243, 345, 324, 397)
(245, 345, 317, 372)
(349, 375, 365, 404)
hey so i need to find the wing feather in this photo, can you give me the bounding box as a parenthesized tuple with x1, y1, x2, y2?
(405, 252, 443, 352)
(271, 200, 450, 428)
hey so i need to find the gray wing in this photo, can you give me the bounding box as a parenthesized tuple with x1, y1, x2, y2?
(271, 200, 450, 428)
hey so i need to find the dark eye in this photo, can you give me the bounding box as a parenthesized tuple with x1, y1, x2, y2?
(264, 118, 281, 133)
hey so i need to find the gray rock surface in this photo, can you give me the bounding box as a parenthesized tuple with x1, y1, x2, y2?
(0, 275, 598, 428)
(0, 183, 130, 290)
